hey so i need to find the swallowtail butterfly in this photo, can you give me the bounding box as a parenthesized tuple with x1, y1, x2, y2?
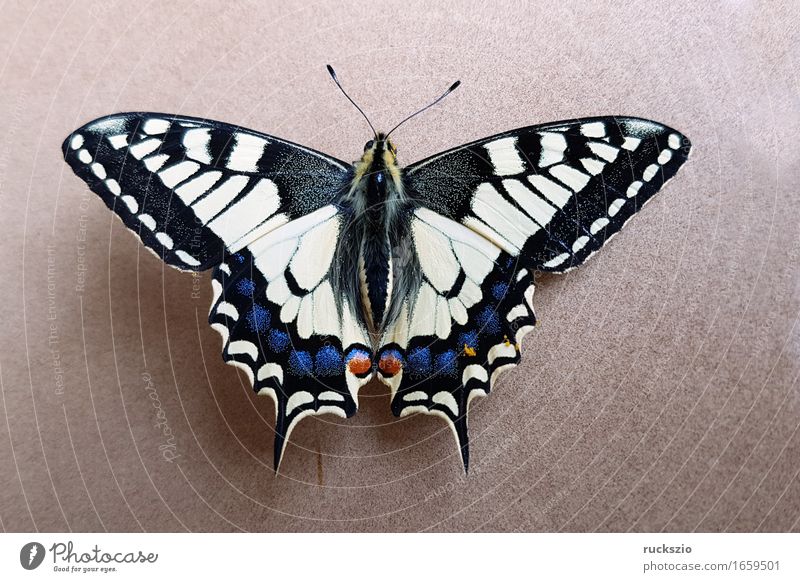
(62, 66, 691, 471)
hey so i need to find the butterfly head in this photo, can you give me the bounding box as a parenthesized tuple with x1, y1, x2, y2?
(363, 132, 397, 158)
(356, 132, 400, 183)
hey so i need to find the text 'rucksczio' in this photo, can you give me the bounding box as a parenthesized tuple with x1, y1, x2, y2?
(643, 544, 692, 554)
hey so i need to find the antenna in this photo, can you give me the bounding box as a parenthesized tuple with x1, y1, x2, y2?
(385, 79, 461, 138)
(327, 65, 377, 139)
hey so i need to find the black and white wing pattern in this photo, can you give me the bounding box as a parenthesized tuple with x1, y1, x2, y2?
(62, 113, 373, 469)
(380, 117, 690, 468)
(62, 112, 348, 270)
(406, 116, 691, 272)
(64, 111, 690, 471)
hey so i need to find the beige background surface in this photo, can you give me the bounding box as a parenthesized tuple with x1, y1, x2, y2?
(0, 0, 798, 532)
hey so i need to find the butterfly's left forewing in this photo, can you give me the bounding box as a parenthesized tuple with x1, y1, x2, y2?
(62, 112, 349, 270)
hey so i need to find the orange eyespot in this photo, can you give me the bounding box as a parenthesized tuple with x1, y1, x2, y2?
(347, 356, 372, 375)
(346, 348, 372, 375)
(378, 354, 403, 376)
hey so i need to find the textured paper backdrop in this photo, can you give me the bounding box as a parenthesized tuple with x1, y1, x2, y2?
(0, 0, 798, 532)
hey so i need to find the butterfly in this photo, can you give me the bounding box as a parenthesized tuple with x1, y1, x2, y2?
(62, 66, 691, 472)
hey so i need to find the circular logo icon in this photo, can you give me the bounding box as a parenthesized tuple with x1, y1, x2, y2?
(20, 542, 46, 570)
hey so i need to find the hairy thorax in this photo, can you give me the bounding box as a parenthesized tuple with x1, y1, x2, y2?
(332, 137, 421, 343)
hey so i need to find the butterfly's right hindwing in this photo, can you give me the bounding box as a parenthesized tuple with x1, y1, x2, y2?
(375, 209, 535, 470)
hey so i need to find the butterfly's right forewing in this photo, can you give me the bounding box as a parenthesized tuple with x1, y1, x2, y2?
(405, 116, 691, 272)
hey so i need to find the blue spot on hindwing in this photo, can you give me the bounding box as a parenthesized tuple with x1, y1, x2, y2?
(476, 305, 501, 335)
(407, 347, 432, 378)
(236, 278, 255, 296)
(435, 350, 458, 377)
(459, 330, 479, 350)
(267, 329, 290, 352)
(492, 282, 509, 301)
(245, 303, 270, 332)
(288, 351, 313, 377)
(315, 345, 343, 376)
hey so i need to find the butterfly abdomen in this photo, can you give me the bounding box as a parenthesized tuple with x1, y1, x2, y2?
(360, 224, 392, 329)
(358, 157, 396, 333)
(332, 136, 417, 338)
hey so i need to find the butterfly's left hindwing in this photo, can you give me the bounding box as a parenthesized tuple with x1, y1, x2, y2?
(62, 113, 372, 469)
(208, 206, 374, 469)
